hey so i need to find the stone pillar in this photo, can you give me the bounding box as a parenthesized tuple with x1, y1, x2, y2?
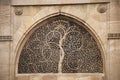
(0, 0, 11, 80)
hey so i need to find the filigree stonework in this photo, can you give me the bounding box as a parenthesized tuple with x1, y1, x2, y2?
(18, 15, 103, 73)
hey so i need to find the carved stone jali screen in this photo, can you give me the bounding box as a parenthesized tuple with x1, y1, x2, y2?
(18, 15, 103, 73)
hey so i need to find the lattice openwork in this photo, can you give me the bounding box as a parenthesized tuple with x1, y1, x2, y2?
(18, 15, 103, 73)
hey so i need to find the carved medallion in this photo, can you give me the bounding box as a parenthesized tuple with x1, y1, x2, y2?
(97, 4, 107, 13)
(14, 7, 23, 15)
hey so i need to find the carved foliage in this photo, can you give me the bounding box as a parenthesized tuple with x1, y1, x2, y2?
(18, 15, 103, 73)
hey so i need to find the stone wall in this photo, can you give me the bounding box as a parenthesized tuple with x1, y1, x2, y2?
(0, 0, 120, 80)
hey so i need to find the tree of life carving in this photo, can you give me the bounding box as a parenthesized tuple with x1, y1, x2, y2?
(18, 15, 103, 73)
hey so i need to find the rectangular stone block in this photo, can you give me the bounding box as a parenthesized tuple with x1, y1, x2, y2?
(0, 42, 10, 65)
(0, 76, 9, 80)
(0, 65, 9, 77)
(110, 2, 120, 21)
(110, 21, 120, 33)
(16, 76, 30, 80)
(0, 5, 10, 16)
(0, 1, 11, 35)
(110, 40, 120, 80)
(0, 4, 11, 35)
(0, 0, 10, 5)
(0, 15, 11, 35)
(12, 0, 109, 6)
(0, 23, 11, 35)
(0, 15, 10, 24)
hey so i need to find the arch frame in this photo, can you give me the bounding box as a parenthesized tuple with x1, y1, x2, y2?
(14, 12, 106, 78)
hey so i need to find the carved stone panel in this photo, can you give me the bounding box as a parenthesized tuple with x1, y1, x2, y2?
(18, 15, 103, 73)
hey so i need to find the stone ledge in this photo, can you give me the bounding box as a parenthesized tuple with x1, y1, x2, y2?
(0, 36, 12, 41)
(11, 0, 109, 6)
(108, 33, 120, 40)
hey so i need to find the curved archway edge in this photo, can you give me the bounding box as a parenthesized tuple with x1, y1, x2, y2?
(14, 12, 106, 78)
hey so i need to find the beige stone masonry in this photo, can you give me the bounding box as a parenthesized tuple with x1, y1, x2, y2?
(12, 0, 109, 6)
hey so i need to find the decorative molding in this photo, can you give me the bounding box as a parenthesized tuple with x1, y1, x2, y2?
(108, 33, 120, 39)
(0, 36, 12, 41)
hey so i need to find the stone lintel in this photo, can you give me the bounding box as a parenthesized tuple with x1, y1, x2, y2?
(11, 0, 109, 6)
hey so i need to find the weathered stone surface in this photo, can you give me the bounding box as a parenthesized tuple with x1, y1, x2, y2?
(0, 65, 9, 76)
(0, 42, 10, 80)
(110, 21, 120, 33)
(0, 15, 10, 24)
(42, 75, 57, 80)
(0, 0, 120, 80)
(0, 1, 11, 79)
(110, 2, 120, 21)
(15, 76, 30, 80)
(0, 42, 10, 64)
(0, 0, 10, 5)
(0, 76, 9, 80)
(110, 40, 120, 80)
(0, 5, 10, 16)
(0, 0, 11, 35)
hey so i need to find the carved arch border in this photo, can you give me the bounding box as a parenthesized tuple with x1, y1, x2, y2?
(14, 12, 106, 77)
